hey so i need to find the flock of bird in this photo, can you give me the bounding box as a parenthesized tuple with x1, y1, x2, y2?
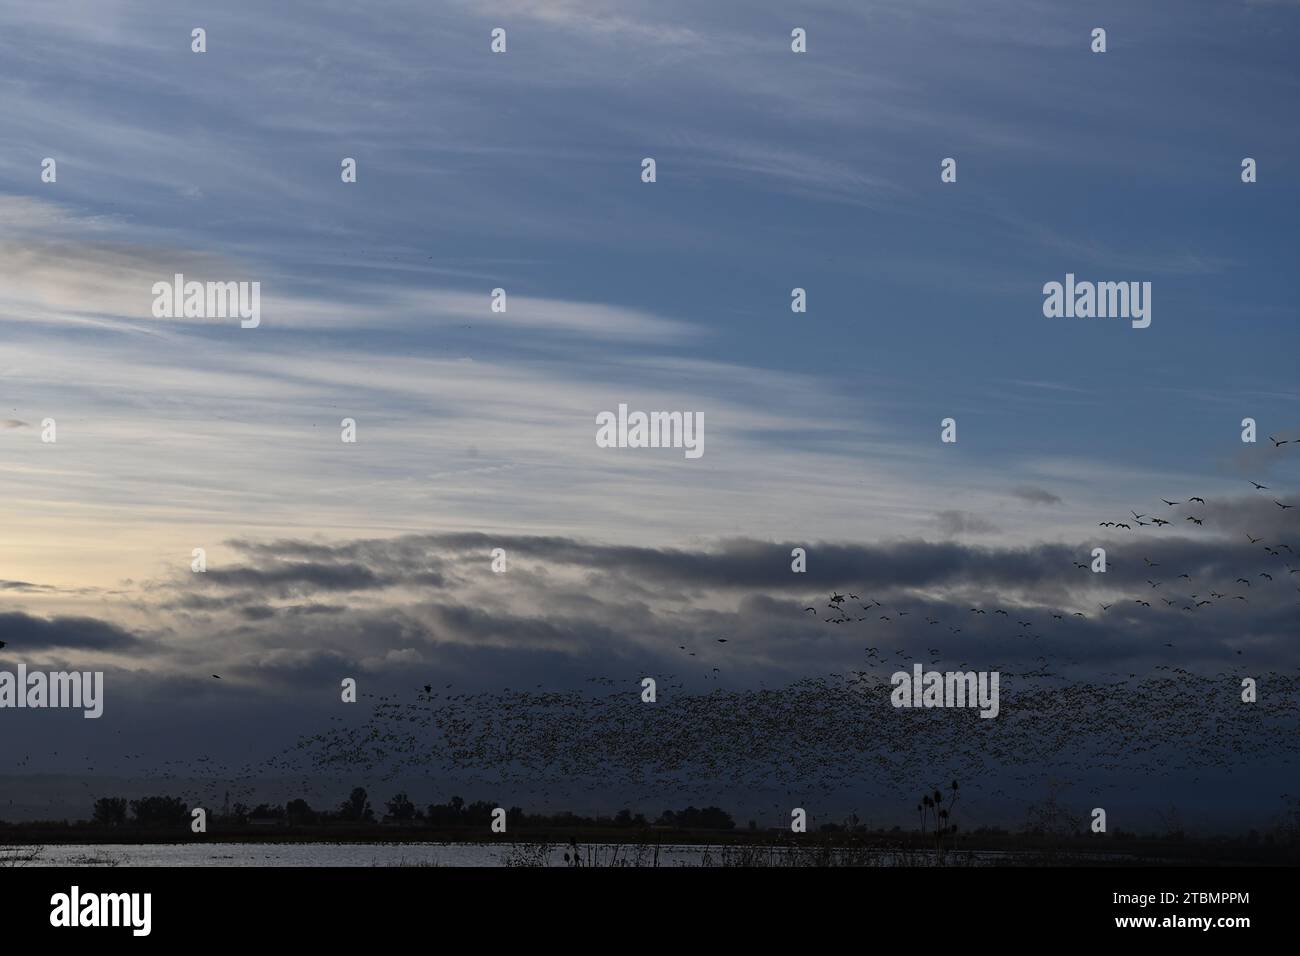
(807, 471, 1299, 648)
(18, 660, 1292, 825)
(220, 664, 1299, 821)
(5, 438, 1298, 826)
(113, 454, 1300, 820)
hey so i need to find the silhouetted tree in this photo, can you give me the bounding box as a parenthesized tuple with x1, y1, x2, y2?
(92, 797, 128, 827)
(129, 795, 189, 827)
(464, 800, 495, 826)
(385, 793, 417, 822)
(285, 798, 316, 825)
(338, 787, 374, 822)
(656, 805, 734, 830)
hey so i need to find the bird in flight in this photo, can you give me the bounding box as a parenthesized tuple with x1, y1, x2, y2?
(1269, 435, 1290, 447)
(211, 674, 222, 680)
(1250, 481, 1268, 490)
(1185, 516, 1203, 525)
(1161, 499, 1179, 506)
(1276, 500, 1294, 510)
(1247, 533, 1262, 544)
(1189, 496, 1205, 504)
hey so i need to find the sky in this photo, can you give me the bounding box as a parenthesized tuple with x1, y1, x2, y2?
(1, 0, 1298, 830)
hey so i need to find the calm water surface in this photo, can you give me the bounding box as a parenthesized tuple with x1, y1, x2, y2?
(2, 842, 1129, 867)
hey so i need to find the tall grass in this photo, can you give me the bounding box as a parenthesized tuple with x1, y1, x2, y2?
(0, 845, 44, 867)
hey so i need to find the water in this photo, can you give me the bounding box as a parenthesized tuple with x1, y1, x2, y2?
(3, 842, 1129, 867)
(5, 842, 736, 867)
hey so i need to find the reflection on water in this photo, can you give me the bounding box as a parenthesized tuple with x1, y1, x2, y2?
(2, 842, 1127, 867)
(10, 842, 708, 867)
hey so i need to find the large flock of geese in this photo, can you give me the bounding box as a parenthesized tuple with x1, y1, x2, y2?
(10, 440, 1299, 825)
(149, 442, 1297, 821)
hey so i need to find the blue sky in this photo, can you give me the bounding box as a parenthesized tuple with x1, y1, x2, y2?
(1, 0, 1298, 828)
(2, 1, 1297, 577)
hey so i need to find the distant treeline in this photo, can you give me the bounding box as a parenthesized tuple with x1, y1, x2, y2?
(84, 789, 737, 830)
(0, 790, 1294, 863)
(16, 791, 1295, 860)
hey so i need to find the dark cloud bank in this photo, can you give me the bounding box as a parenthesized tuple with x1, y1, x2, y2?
(2, 495, 1297, 825)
